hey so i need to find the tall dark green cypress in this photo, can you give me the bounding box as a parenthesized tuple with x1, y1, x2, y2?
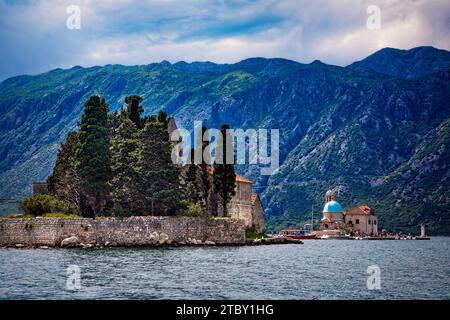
(213, 124, 236, 216)
(125, 96, 144, 129)
(136, 120, 181, 215)
(47, 131, 80, 209)
(157, 111, 168, 126)
(76, 96, 112, 217)
(184, 148, 202, 204)
(109, 116, 141, 216)
(199, 126, 211, 213)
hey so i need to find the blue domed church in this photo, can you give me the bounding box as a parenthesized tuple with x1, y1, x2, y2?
(318, 190, 379, 236)
(319, 190, 345, 231)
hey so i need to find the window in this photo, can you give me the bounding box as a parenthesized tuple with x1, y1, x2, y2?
(374, 220, 377, 225)
(348, 220, 353, 225)
(356, 219, 359, 224)
(368, 220, 371, 224)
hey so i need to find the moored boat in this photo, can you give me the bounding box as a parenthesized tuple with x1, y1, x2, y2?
(279, 228, 316, 240)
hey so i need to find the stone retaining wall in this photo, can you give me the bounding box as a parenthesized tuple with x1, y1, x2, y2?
(0, 216, 246, 247)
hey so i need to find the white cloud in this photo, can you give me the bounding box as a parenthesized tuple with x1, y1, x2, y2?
(0, 0, 449, 80)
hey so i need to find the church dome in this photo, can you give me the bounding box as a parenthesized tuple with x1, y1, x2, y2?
(323, 200, 343, 213)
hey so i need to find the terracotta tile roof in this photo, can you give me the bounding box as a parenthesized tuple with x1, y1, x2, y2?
(344, 205, 376, 216)
(236, 175, 253, 184)
(207, 167, 253, 184)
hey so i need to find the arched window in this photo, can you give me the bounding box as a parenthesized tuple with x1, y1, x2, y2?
(356, 219, 359, 224)
(324, 224, 328, 229)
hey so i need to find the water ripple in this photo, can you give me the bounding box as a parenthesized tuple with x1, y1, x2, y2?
(0, 238, 449, 300)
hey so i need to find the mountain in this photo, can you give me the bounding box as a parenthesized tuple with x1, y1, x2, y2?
(348, 46, 450, 79)
(0, 47, 449, 234)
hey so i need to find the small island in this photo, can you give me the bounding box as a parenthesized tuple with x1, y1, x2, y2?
(0, 95, 267, 248)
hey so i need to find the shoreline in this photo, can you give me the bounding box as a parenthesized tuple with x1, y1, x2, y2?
(0, 216, 247, 248)
(0, 232, 304, 249)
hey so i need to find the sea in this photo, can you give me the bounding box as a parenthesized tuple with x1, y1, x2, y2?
(1, 237, 449, 300)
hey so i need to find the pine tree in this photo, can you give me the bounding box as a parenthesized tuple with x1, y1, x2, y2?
(157, 110, 168, 125)
(47, 131, 80, 209)
(199, 126, 212, 213)
(125, 96, 144, 129)
(109, 116, 141, 216)
(183, 148, 202, 204)
(213, 124, 236, 216)
(136, 120, 181, 215)
(76, 96, 112, 217)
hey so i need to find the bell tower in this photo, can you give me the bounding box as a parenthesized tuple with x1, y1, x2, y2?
(325, 190, 334, 203)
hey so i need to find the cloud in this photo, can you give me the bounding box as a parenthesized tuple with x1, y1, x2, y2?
(0, 0, 449, 80)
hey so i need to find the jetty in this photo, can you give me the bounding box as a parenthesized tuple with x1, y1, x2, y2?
(246, 237, 303, 246)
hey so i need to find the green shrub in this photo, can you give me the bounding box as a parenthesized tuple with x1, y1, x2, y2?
(245, 228, 269, 240)
(185, 203, 205, 217)
(40, 212, 79, 218)
(6, 214, 34, 219)
(18, 194, 78, 217)
(178, 200, 189, 210)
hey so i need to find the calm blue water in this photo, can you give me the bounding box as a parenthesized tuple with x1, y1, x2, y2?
(1, 237, 449, 300)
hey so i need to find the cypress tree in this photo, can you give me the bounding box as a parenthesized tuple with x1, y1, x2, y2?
(183, 148, 202, 204)
(76, 96, 112, 217)
(125, 96, 144, 129)
(199, 126, 211, 213)
(213, 124, 236, 216)
(47, 131, 80, 209)
(157, 111, 168, 125)
(136, 120, 181, 215)
(109, 116, 141, 216)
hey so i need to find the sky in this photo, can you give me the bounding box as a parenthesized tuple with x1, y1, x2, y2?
(0, 0, 449, 81)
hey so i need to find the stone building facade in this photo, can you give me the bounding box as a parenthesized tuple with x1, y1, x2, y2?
(32, 182, 48, 195)
(226, 175, 265, 233)
(344, 205, 378, 236)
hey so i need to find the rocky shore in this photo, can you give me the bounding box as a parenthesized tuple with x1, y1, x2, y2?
(2, 235, 304, 249)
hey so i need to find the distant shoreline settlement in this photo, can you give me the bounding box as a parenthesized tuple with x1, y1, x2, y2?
(279, 190, 430, 240)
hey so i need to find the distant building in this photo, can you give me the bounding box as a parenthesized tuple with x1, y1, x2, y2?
(32, 182, 48, 195)
(319, 190, 378, 236)
(226, 174, 265, 233)
(344, 205, 378, 236)
(319, 190, 345, 231)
